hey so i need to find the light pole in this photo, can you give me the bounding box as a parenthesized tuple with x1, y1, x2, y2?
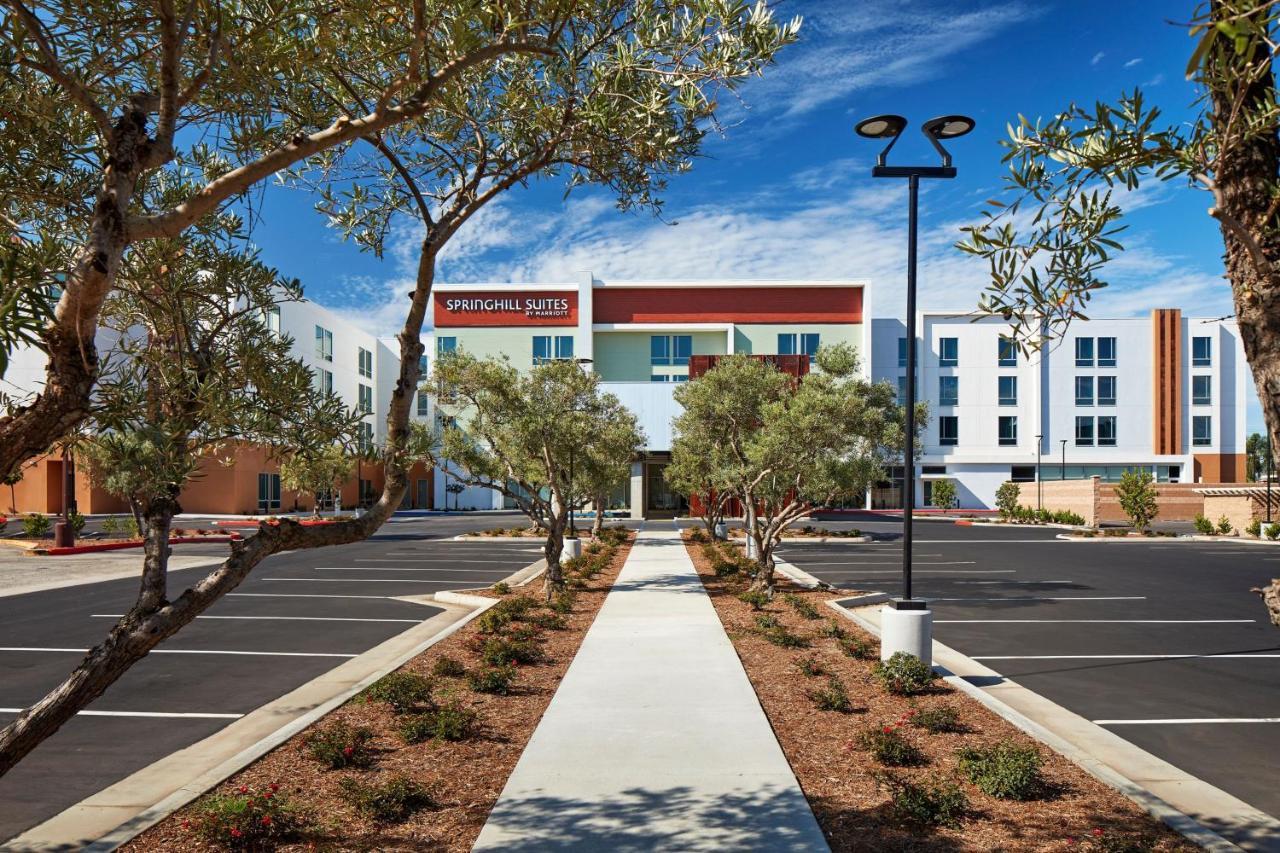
(1060, 439, 1068, 480)
(1034, 434, 1043, 511)
(565, 357, 595, 543)
(856, 113, 974, 662)
(1267, 432, 1273, 524)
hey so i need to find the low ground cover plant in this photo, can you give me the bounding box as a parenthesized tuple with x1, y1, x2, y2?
(431, 656, 467, 678)
(795, 655, 824, 677)
(839, 635, 876, 660)
(783, 592, 819, 619)
(808, 675, 854, 712)
(363, 672, 434, 714)
(304, 720, 375, 769)
(398, 702, 478, 744)
(1193, 513, 1214, 535)
(1247, 518, 1262, 537)
(908, 703, 964, 734)
(467, 663, 517, 695)
(877, 772, 968, 830)
(873, 652, 935, 695)
(738, 589, 770, 610)
(957, 743, 1045, 800)
(856, 724, 926, 767)
(190, 784, 305, 850)
(338, 775, 436, 824)
(22, 513, 50, 539)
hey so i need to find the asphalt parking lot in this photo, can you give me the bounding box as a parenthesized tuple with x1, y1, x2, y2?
(0, 511, 545, 843)
(776, 514, 1280, 842)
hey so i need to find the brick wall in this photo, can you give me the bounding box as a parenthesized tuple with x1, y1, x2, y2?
(1016, 478, 1208, 527)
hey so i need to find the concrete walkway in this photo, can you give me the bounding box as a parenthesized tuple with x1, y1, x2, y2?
(473, 528, 828, 852)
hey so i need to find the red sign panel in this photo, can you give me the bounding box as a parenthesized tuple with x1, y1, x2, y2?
(434, 291, 578, 327)
(594, 286, 862, 324)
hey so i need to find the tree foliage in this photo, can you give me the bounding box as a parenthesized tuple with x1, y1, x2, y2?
(280, 445, 357, 516)
(671, 346, 903, 592)
(429, 352, 644, 596)
(930, 479, 957, 511)
(1114, 469, 1160, 532)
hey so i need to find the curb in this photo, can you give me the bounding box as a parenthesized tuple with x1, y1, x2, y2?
(5, 558, 541, 853)
(829, 599, 1266, 853)
(26, 535, 241, 556)
(773, 559, 826, 589)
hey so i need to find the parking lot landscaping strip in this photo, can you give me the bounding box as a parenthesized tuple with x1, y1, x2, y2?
(685, 531, 1198, 852)
(120, 530, 633, 852)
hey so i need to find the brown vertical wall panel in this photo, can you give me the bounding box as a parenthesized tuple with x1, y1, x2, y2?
(1152, 309, 1182, 454)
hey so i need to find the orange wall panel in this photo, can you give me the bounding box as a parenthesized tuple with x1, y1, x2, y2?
(594, 286, 863, 324)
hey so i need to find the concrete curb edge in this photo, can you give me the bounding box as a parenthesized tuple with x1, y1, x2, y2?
(826, 598, 1248, 853)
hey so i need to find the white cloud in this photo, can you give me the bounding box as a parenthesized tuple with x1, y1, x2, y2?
(1091, 51, 1105, 66)
(1124, 57, 1143, 68)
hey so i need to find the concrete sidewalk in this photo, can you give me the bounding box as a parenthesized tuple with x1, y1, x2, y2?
(473, 528, 828, 852)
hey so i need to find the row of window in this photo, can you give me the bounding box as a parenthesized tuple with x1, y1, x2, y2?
(934, 415, 1215, 448)
(894, 333, 1224, 370)
(925, 374, 1212, 408)
(534, 335, 575, 363)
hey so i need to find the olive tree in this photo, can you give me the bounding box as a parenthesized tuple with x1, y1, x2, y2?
(667, 428, 735, 539)
(672, 346, 904, 594)
(280, 445, 357, 517)
(1114, 469, 1160, 533)
(955, 1, 1280, 621)
(431, 353, 644, 597)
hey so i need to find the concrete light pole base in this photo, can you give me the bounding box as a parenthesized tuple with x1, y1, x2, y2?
(744, 537, 759, 560)
(560, 538, 583, 562)
(880, 604, 933, 663)
(714, 521, 728, 540)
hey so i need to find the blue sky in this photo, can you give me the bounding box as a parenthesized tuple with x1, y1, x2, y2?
(246, 0, 1260, 430)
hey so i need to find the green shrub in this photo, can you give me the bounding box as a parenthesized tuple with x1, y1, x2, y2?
(956, 743, 1044, 800)
(339, 774, 436, 824)
(528, 612, 567, 631)
(1247, 518, 1263, 537)
(192, 784, 306, 849)
(480, 636, 543, 667)
(1193, 513, 1214, 535)
(754, 614, 780, 630)
(857, 725, 925, 767)
(795, 655, 824, 677)
(124, 514, 140, 537)
(398, 703, 478, 743)
(100, 515, 119, 534)
(431, 656, 467, 678)
(491, 581, 511, 595)
(67, 508, 86, 535)
(712, 556, 741, 577)
(363, 672, 434, 714)
(838, 635, 876, 660)
(1217, 515, 1234, 535)
(550, 590, 576, 614)
(1054, 509, 1086, 525)
(1114, 469, 1159, 532)
(878, 772, 968, 830)
(873, 652, 935, 695)
(1269, 523, 1280, 540)
(22, 513, 50, 539)
(304, 720, 375, 769)
(762, 625, 809, 648)
(737, 589, 770, 610)
(909, 704, 964, 734)
(995, 481, 1020, 520)
(817, 619, 846, 640)
(490, 595, 538, 619)
(1081, 829, 1159, 852)
(687, 527, 708, 543)
(808, 675, 853, 712)
(783, 593, 820, 620)
(468, 664, 517, 695)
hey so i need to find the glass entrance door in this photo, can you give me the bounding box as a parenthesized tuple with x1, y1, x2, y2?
(645, 463, 686, 517)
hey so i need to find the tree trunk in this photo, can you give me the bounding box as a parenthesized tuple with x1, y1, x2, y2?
(543, 516, 566, 602)
(1210, 0, 1280, 624)
(136, 498, 176, 613)
(591, 494, 605, 537)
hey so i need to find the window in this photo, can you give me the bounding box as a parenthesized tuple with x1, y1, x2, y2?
(1193, 415, 1212, 446)
(998, 415, 1018, 446)
(998, 336, 1017, 367)
(1192, 336, 1212, 367)
(1075, 376, 1094, 406)
(257, 473, 281, 512)
(264, 305, 281, 335)
(1098, 416, 1117, 447)
(1075, 416, 1094, 446)
(358, 383, 373, 415)
(939, 337, 959, 367)
(1192, 375, 1212, 406)
(418, 355, 428, 374)
(315, 367, 333, 395)
(651, 335, 692, 366)
(358, 347, 373, 379)
(1098, 337, 1117, 367)
(1010, 465, 1036, 483)
(779, 332, 820, 359)
(315, 325, 333, 362)
(556, 335, 574, 360)
(896, 375, 907, 405)
(357, 421, 374, 452)
(939, 416, 958, 447)
(534, 334, 575, 364)
(998, 375, 1017, 406)
(1075, 337, 1094, 367)
(416, 392, 429, 417)
(1097, 375, 1116, 406)
(533, 336, 551, 364)
(938, 376, 958, 406)
(437, 336, 456, 356)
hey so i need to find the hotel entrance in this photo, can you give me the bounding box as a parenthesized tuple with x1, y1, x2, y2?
(645, 460, 687, 518)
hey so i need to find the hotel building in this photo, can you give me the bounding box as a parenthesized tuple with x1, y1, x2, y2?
(1, 275, 1250, 517)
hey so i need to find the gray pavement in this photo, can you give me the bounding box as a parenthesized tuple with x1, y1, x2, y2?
(0, 511, 543, 844)
(475, 526, 827, 853)
(776, 517, 1280, 850)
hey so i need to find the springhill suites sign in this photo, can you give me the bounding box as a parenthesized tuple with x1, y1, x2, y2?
(434, 290, 578, 327)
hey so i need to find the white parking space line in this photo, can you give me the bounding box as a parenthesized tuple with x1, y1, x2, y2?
(930, 596, 1146, 602)
(0, 708, 244, 719)
(793, 560, 975, 566)
(261, 577, 476, 583)
(804, 569, 1015, 575)
(314, 567, 519, 573)
(950, 580, 1074, 585)
(936, 619, 1256, 624)
(229, 593, 394, 600)
(915, 539, 1066, 543)
(1094, 717, 1280, 725)
(0, 647, 356, 658)
(355, 558, 529, 564)
(974, 653, 1280, 660)
(91, 614, 421, 624)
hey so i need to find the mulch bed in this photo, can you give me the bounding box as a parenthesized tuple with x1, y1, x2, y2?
(686, 533, 1197, 852)
(125, 533, 633, 852)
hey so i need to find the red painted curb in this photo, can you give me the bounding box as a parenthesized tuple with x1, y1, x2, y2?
(212, 518, 339, 528)
(31, 534, 242, 556)
(954, 519, 974, 526)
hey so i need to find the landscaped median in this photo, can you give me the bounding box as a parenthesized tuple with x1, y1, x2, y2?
(684, 530, 1196, 852)
(121, 529, 633, 852)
